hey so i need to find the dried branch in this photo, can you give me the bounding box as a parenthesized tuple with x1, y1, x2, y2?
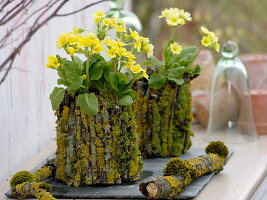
(0, 0, 107, 85)
(56, 0, 106, 17)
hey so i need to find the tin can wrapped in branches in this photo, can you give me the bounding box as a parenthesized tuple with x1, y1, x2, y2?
(135, 8, 220, 158)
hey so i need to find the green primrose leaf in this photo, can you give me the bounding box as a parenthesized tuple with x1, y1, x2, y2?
(143, 61, 155, 66)
(57, 78, 69, 86)
(151, 56, 164, 66)
(62, 60, 81, 83)
(109, 72, 120, 91)
(67, 76, 83, 91)
(89, 61, 104, 80)
(73, 56, 83, 71)
(168, 66, 185, 78)
(77, 93, 99, 115)
(119, 95, 133, 106)
(167, 77, 184, 85)
(86, 54, 105, 76)
(117, 72, 130, 84)
(148, 73, 168, 89)
(49, 87, 65, 111)
(122, 89, 137, 100)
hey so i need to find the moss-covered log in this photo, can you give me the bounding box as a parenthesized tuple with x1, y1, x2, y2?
(12, 182, 56, 200)
(135, 80, 193, 158)
(139, 141, 229, 199)
(10, 162, 56, 200)
(55, 91, 143, 187)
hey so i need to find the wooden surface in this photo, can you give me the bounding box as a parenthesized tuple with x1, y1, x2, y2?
(1, 125, 267, 200)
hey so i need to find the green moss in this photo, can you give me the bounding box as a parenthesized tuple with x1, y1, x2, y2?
(33, 167, 53, 182)
(205, 141, 229, 158)
(163, 158, 193, 183)
(136, 82, 193, 158)
(10, 171, 33, 187)
(150, 100, 161, 155)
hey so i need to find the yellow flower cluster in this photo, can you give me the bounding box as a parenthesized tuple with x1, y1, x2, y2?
(46, 55, 60, 68)
(200, 26, 220, 52)
(47, 10, 153, 79)
(159, 8, 192, 27)
(170, 42, 182, 55)
(56, 30, 103, 55)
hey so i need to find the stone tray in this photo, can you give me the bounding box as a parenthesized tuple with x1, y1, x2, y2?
(6, 148, 232, 199)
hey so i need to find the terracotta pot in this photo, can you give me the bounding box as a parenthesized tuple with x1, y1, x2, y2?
(251, 89, 267, 134)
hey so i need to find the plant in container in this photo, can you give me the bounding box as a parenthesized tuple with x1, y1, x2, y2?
(135, 8, 220, 157)
(45, 11, 153, 187)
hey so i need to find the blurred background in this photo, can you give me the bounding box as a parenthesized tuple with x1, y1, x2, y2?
(133, 0, 267, 57)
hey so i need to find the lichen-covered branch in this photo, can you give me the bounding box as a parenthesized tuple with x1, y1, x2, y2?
(10, 161, 56, 199)
(12, 182, 56, 200)
(139, 141, 229, 199)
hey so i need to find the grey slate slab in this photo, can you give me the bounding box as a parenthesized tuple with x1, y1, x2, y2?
(5, 148, 232, 199)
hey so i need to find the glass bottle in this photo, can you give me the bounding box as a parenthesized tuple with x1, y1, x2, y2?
(205, 41, 258, 144)
(106, 0, 142, 32)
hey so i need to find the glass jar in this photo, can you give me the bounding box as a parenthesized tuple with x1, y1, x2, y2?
(106, 0, 142, 32)
(205, 41, 258, 143)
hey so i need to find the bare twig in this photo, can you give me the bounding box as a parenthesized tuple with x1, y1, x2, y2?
(0, 0, 107, 84)
(56, 0, 106, 17)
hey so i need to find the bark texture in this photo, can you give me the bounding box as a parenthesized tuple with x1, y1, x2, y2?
(135, 81, 193, 158)
(12, 182, 56, 200)
(139, 142, 229, 199)
(55, 91, 143, 187)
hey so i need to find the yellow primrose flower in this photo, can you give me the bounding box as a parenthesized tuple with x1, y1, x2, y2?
(201, 26, 210, 35)
(56, 32, 68, 49)
(82, 75, 87, 80)
(117, 47, 127, 56)
(214, 43, 220, 52)
(115, 25, 126, 32)
(134, 40, 142, 52)
(67, 47, 75, 56)
(200, 27, 220, 51)
(67, 33, 79, 45)
(78, 36, 92, 47)
(46, 55, 60, 68)
(125, 52, 136, 62)
(179, 9, 192, 21)
(92, 43, 103, 54)
(170, 42, 182, 55)
(142, 70, 149, 79)
(166, 16, 185, 26)
(129, 28, 140, 40)
(124, 61, 135, 69)
(143, 43, 154, 58)
(72, 26, 83, 34)
(103, 18, 113, 26)
(106, 46, 118, 58)
(94, 17, 102, 23)
(201, 36, 212, 47)
(117, 19, 125, 25)
(130, 64, 143, 74)
(159, 8, 171, 18)
(93, 10, 105, 18)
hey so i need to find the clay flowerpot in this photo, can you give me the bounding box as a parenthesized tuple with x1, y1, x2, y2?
(251, 90, 267, 134)
(239, 54, 267, 134)
(55, 92, 142, 187)
(134, 80, 193, 158)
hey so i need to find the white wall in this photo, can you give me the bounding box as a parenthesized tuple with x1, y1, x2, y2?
(0, 0, 129, 183)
